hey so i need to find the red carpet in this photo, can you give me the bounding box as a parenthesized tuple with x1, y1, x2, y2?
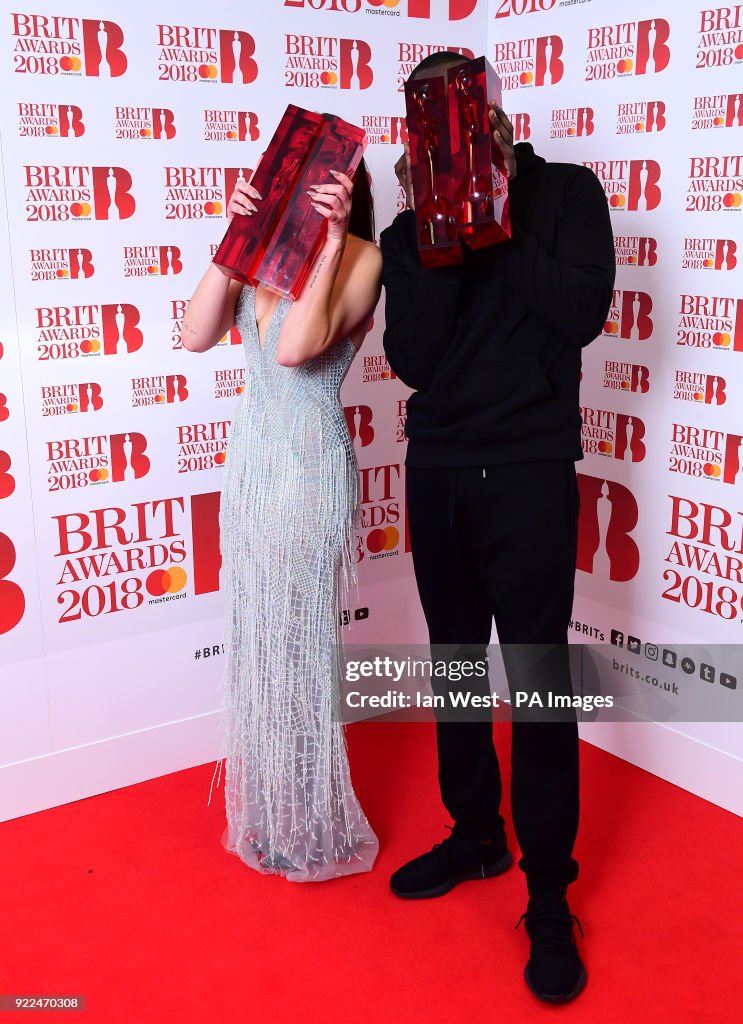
(1, 724, 740, 1023)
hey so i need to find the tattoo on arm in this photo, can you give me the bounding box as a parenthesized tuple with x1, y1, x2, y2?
(308, 254, 327, 290)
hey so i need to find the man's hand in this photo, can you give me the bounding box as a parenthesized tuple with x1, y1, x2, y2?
(394, 143, 414, 210)
(489, 103, 517, 183)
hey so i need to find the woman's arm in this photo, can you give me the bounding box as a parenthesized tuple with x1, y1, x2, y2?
(276, 171, 382, 367)
(180, 178, 261, 352)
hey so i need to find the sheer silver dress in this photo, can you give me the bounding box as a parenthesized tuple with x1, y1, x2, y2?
(214, 284, 378, 881)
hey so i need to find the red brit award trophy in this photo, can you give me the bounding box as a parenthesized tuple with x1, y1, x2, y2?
(211, 104, 325, 283)
(449, 56, 511, 248)
(254, 115, 367, 300)
(404, 74, 461, 267)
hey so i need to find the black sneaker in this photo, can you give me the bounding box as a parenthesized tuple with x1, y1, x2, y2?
(390, 831, 513, 899)
(517, 891, 587, 1003)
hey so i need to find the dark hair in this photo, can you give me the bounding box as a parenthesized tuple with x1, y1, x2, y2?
(410, 50, 469, 81)
(348, 157, 375, 243)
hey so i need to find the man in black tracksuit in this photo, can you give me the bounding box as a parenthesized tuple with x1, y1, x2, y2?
(380, 53, 615, 1004)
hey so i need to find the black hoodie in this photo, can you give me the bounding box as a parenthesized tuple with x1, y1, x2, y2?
(380, 142, 616, 466)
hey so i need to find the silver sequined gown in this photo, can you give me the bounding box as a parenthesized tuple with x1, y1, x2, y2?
(216, 285, 378, 881)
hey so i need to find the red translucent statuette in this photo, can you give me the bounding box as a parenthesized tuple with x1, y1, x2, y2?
(404, 73, 461, 268)
(448, 56, 511, 249)
(211, 104, 325, 284)
(254, 115, 367, 300)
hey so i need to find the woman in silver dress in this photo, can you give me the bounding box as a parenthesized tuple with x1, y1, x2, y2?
(182, 161, 382, 881)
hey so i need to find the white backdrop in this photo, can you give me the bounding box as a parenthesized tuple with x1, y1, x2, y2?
(0, 0, 740, 821)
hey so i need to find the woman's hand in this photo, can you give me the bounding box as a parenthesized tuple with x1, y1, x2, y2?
(308, 169, 353, 243)
(394, 143, 414, 210)
(488, 103, 517, 182)
(227, 177, 262, 220)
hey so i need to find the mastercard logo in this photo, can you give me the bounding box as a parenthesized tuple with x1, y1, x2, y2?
(80, 338, 101, 354)
(367, 0, 400, 7)
(140, 127, 152, 138)
(89, 468, 109, 482)
(56, 268, 69, 278)
(204, 201, 223, 215)
(597, 440, 613, 455)
(45, 125, 59, 136)
(66, 402, 79, 412)
(198, 64, 218, 80)
(320, 71, 338, 85)
(723, 192, 742, 208)
(634, 122, 645, 132)
(60, 56, 82, 72)
(519, 71, 533, 85)
(147, 264, 159, 275)
(712, 332, 731, 347)
(616, 59, 634, 73)
(703, 463, 722, 478)
(226, 130, 237, 140)
(367, 526, 398, 554)
(609, 195, 626, 208)
(693, 392, 704, 401)
(70, 202, 92, 218)
(603, 321, 620, 334)
(146, 565, 187, 596)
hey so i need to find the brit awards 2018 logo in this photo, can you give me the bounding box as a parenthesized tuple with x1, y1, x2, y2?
(52, 496, 189, 622)
(282, 1, 478, 19)
(395, 399, 407, 444)
(360, 115, 408, 144)
(687, 154, 743, 211)
(163, 166, 249, 220)
(585, 18, 670, 80)
(673, 371, 727, 405)
(584, 159, 662, 210)
(577, 475, 640, 581)
(29, 247, 94, 281)
(46, 432, 150, 492)
(696, 7, 743, 70)
(362, 353, 395, 383)
(344, 406, 375, 448)
(581, 407, 647, 462)
(602, 361, 651, 394)
(669, 425, 743, 485)
(24, 165, 135, 221)
(357, 464, 401, 561)
(115, 107, 176, 140)
(692, 93, 743, 129)
(550, 107, 594, 138)
(177, 422, 229, 473)
(614, 235, 657, 266)
(40, 382, 103, 417)
(34, 302, 143, 361)
(156, 25, 257, 84)
(682, 237, 737, 269)
(123, 246, 182, 277)
(616, 100, 666, 134)
(664, 494, 743, 625)
(214, 368, 245, 399)
(11, 14, 127, 77)
(17, 102, 84, 137)
(512, 112, 531, 141)
(131, 375, 188, 408)
(493, 34, 564, 89)
(284, 35, 373, 89)
(203, 110, 259, 142)
(397, 43, 473, 88)
(603, 289, 654, 341)
(676, 293, 743, 352)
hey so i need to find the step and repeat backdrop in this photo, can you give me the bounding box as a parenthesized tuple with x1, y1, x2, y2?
(0, 0, 740, 819)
